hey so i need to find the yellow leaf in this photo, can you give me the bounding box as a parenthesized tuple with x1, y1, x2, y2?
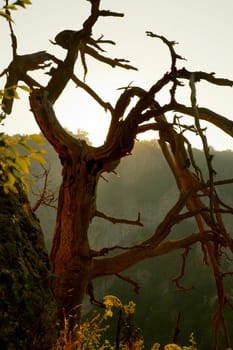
(16, 156, 30, 174)
(4, 172, 17, 193)
(30, 152, 46, 164)
(19, 175, 30, 193)
(0, 11, 13, 22)
(29, 134, 45, 146)
(12, 1, 25, 8)
(39, 149, 47, 154)
(4, 86, 19, 99)
(18, 84, 32, 93)
(6, 5, 18, 10)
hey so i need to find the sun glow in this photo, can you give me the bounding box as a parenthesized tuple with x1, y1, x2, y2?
(2, 83, 233, 152)
(54, 87, 112, 146)
(54, 83, 233, 151)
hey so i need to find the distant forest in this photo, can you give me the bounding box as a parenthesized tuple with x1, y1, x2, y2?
(29, 134, 233, 349)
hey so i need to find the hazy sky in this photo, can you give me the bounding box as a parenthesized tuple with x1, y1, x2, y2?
(1, 0, 233, 150)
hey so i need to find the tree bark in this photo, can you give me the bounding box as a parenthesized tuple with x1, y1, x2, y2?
(49, 153, 99, 314)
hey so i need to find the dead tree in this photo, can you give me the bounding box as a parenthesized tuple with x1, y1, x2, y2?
(1, 1, 233, 348)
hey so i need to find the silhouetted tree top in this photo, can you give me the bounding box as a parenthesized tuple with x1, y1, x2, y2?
(1, 1, 233, 348)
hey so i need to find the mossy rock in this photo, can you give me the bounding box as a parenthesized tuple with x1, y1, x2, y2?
(0, 188, 57, 350)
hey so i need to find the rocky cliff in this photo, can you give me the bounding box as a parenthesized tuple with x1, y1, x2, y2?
(0, 187, 57, 350)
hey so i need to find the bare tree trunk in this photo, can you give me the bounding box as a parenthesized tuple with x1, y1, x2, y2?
(50, 155, 98, 315)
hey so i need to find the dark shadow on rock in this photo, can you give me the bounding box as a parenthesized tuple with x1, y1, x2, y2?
(0, 187, 57, 350)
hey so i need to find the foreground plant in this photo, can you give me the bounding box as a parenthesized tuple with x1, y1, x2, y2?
(54, 296, 201, 350)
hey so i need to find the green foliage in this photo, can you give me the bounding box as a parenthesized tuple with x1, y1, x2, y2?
(1, 85, 19, 100)
(0, 0, 32, 22)
(0, 133, 46, 194)
(1, 84, 31, 99)
(0, 86, 32, 115)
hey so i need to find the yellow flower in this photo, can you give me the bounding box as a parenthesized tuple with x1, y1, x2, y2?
(124, 301, 136, 314)
(103, 295, 122, 308)
(164, 344, 182, 350)
(104, 309, 113, 319)
(151, 342, 160, 350)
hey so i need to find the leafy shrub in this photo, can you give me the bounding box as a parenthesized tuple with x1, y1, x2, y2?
(0, 133, 46, 193)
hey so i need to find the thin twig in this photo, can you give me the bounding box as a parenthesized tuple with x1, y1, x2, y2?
(146, 31, 185, 72)
(116, 273, 140, 293)
(5, 0, 17, 58)
(172, 247, 194, 291)
(71, 74, 113, 113)
(95, 210, 143, 226)
(189, 74, 216, 221)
